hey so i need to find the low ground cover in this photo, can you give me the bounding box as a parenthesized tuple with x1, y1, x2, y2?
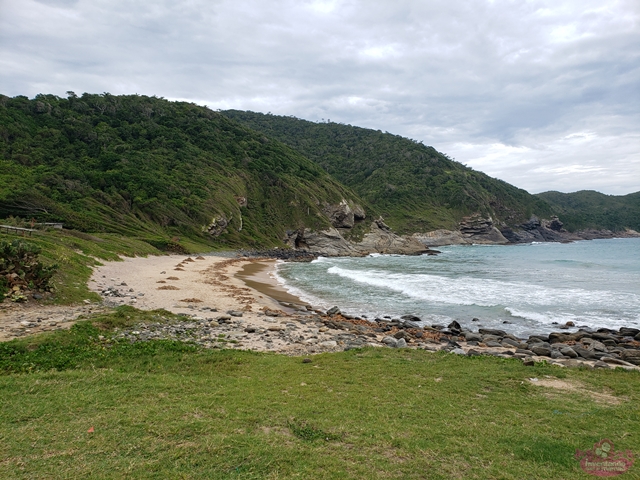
(1, 308, 638, 479)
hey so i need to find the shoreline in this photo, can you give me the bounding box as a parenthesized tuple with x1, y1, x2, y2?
(2, 252, 639, 370)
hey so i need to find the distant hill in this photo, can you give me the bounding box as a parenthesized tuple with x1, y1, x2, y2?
(536, 190, 640, 232)
(222, 111, 554, 233)
(0, 94, 364, 249)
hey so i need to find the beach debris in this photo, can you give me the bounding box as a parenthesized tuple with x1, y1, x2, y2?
(166, 276, 180, 280)
(157, 285, 180, 290)
(180, 298, 202, 303)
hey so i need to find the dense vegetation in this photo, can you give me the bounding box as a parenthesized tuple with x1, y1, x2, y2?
(223, 111, 555, 233)
(537, 190, 640, 232)
(0, 93, 362, 249)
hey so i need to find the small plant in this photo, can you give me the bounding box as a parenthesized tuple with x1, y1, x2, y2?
(288, 420, 341, 442)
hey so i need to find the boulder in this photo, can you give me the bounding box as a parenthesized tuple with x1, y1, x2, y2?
(572, 346, 598, 360)
(464, 332, 483, 342)
(531, 346, 552, 357)
(326, 306, 341, 316)
(619, 327, 640, 337)
(559, 346, 578, 358)
(620, 349, 640, 365)
(479, 328, 507, 337)
(382, 336, 398, 347)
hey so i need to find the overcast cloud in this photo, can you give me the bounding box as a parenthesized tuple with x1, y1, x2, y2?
(1, 0, 639, 194)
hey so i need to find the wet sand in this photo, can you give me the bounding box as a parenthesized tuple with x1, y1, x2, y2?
(235, 261, 308, 307)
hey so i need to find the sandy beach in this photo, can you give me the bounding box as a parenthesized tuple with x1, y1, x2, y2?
(89, 254, 294, 315)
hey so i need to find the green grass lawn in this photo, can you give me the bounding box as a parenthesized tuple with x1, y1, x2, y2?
(1, 310, 639, 479)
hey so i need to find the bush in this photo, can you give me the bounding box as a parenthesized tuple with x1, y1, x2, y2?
(0, 239, 57, 301)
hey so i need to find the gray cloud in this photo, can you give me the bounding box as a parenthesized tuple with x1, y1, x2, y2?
(1, 0, 639, 194)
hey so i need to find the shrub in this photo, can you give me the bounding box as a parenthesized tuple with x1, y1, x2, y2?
(0, 239, 57, 301)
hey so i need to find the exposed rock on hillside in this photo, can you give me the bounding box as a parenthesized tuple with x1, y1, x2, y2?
(413, 214, 508, 246)
(284, 217, 432, 256)
(322, 200, 365, 229)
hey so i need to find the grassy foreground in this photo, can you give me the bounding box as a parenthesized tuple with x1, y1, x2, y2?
(1, 309, 639, 479)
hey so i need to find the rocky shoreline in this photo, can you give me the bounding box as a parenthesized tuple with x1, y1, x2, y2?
(105, 297, 640, 371)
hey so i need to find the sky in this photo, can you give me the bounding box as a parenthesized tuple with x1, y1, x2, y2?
(1, 0, 639, 195)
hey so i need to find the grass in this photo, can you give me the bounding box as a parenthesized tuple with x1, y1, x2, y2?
(1, 308, 639, 479)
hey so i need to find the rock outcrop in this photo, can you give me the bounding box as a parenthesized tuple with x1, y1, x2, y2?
(413, 214, 508, 247)
(323, 200, 355, 228)
(284, 217, 432, 256)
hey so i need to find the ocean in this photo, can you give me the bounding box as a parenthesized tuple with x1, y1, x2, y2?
(275, 238, 640, 337)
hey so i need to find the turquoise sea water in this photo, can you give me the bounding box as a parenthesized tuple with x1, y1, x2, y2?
(275, 238, 640, 337)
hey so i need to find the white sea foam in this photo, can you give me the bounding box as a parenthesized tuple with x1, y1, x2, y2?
(275, 238, 640, 335)
(325, 266, 639, 310)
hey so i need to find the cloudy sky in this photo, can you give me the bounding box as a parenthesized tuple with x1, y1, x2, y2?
(2, 0, 639, 194)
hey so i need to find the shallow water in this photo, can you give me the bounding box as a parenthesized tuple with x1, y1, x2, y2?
(275, 238, 640, 337)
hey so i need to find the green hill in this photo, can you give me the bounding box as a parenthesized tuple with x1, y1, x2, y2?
(222, 110, 554, 233)
(536, 190, 640, 232)
(0, 93, 364, 249)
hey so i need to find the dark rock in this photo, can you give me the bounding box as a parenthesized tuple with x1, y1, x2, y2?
(472, 318, 480, 322)
(466, 349, 482, 356)
(528, 335, 550, 343)
(485, 341, 503, 348)
(501, 338, 521, 348)
(620, 350, 640, 365)
(478, 328, 507, 337)
(550, 350, 565, 359)
(522, 357, 535, 366)
(531, 346, 552, 357)
(447, 320, 462, 331)
(463, 332, 483, 342)
(516, 348, 535, 356)
(565, 321, 575, 327)
(393, 330, 409, 340)
(326, 306, 341, 316)
(560, 346, 578, 358)
(302, 358, 312, 363)
(572, 346, 597, 360)
(401, 314, 422, 323)
(402, 320, 422, 329)
(620, 327, 640, 337)
(244, 327, 256, 333)
(227, 310, 243, 317)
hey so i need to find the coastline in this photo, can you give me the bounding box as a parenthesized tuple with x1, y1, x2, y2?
(2, 251, 639, 370)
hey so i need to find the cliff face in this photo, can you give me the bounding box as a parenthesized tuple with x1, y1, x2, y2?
(284, 209, 432, 257)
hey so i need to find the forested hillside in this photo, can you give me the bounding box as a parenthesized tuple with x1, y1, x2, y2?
(0, 94, 363, 248)
(536, 190, 640, 232)
(223, 110, 554, 233)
